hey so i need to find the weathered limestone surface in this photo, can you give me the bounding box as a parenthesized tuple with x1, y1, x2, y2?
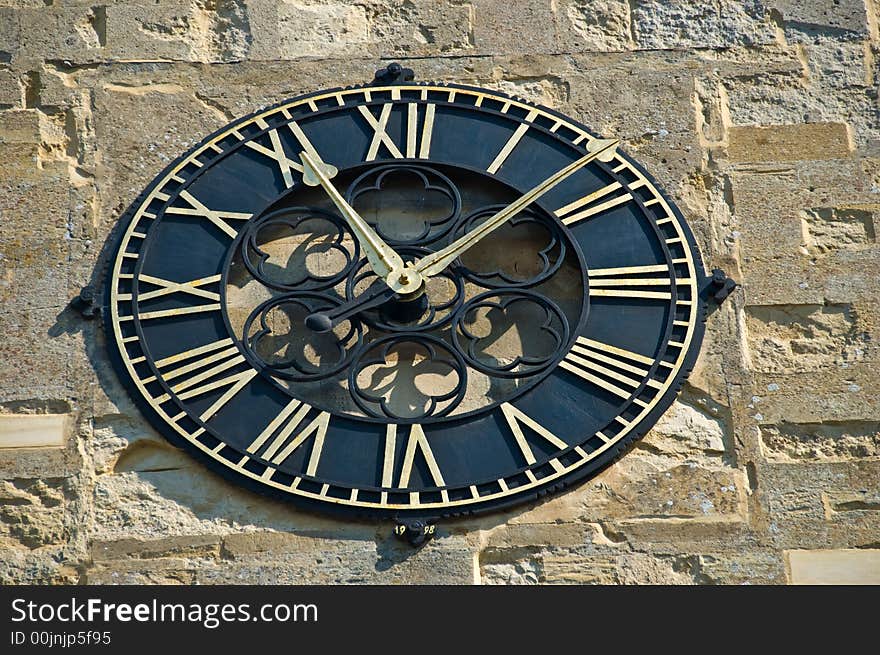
(0, 1, 878, 585)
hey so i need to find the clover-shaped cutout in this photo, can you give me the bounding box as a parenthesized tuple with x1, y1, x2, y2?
(349, 335, 467, 420)
(242, 207, 358, 292)
(453, 291, 569, 379)
(347, 164, 461, 245)
(453, 205, 566, 289)
(243, 293, 362, 382)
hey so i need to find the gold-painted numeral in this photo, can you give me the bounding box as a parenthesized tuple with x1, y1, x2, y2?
(246, 400, 329, 475)
(245, 127, 302, 188)
(500, 403, 568, 466)
(359, 102, 436, 161)
(241, 116, 325, 188)
(360, 104, 402, 160)
(554, 180, 643, 225)
(127, 273, 223, 321)
(487, 110, 538, 174)
(131, 274, 221, 302)
(134, 304, 222, 322)
(590, 264, 683, 301)
(381, 424, 446, 503)
(560, 337, 662, 401)
(149, 338, 257, 420)
(165, 190, 252, 238)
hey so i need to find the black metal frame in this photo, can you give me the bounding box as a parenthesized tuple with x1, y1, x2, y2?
(99, 70, 718, 523)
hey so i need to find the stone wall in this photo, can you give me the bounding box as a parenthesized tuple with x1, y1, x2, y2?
(1, 1, 879, 585)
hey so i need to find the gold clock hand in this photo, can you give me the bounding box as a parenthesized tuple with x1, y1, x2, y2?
(300, 151, 412, 287)
(414, 138, 620, 279)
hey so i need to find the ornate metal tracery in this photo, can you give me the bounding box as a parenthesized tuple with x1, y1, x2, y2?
(229, 162, 585, 421)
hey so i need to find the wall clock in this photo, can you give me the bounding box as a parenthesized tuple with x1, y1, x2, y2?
(101, 63, 731, 537)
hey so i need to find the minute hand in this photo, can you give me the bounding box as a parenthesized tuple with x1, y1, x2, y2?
(414, 138, 620, 278)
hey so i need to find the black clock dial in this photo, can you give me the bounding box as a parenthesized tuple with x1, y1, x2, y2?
(104, 81, 708, 519)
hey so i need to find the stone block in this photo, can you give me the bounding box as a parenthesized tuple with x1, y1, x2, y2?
(744, 304, 868, 373)
(632, 0, 778, 49)
(0, 307, 75, 402)
(471, 0, 556, 55)
(91, 535, 222, 561)
(206, 534, 477, 584)
(751, 365, 880, 424)
(787, 549, 880, 584)
(0, 414, 67, 448)
(727, 123, 853, 163)
(87, 557, 200, 585)
(16, 7, 107, 65)
(105, 2, 251, 63)
(0, 9, 21, 64)
(0, 68, 19, 108)
(554, 0, 633, 52)
(769, 0, 871, 38)
(0, 478, 68, 548)
(760, 460, 880, 549)
(91, 79, 227, 232)
(759, 421, 880, 462)
(248, 0, 373, 60)
(0, 547, 79, 585)
(0, 446, 74, 480)
(369, 1, 475, 57)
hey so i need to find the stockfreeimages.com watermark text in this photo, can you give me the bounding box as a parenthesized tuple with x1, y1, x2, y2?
(10, 597, 318, 630)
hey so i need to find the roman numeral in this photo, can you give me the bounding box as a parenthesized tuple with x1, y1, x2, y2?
(131, 274, 220, 303)
(500, 403, 568, 467)
(590, 264, 684, 301)
(148, 338, 257, 421)
(124, 273, 223, 321)
(487, 109, 539, 174)
(381, 424, 446, 503)
(165, 190, 252, 238)
(241, 116, 324, 188)
(358, 103, 436, 161)
(554, 180, 643, 225)
(246, 400, 329, 474)
(244, 128, 301, 188)
(560, 337, 662, 403)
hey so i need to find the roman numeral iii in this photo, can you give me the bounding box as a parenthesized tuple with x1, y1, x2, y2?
(589, 264, 689, 301)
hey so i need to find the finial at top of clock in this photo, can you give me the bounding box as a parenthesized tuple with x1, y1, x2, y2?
(372, 62, 415, 86)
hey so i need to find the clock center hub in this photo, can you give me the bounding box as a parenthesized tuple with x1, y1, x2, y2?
(385, 266, 425, 296)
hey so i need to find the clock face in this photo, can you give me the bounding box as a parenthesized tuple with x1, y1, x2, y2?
(104, 81, 708, 519)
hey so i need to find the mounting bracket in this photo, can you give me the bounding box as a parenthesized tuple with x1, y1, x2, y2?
(708, 268, 738, 304)
(372, 62, 415, 86)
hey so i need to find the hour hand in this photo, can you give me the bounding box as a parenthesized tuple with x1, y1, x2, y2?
(299, 151, 410, 286)
(304, 284, 396, 333)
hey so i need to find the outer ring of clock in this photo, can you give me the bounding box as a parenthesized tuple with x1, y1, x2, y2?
(102, 81, 709, 519)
